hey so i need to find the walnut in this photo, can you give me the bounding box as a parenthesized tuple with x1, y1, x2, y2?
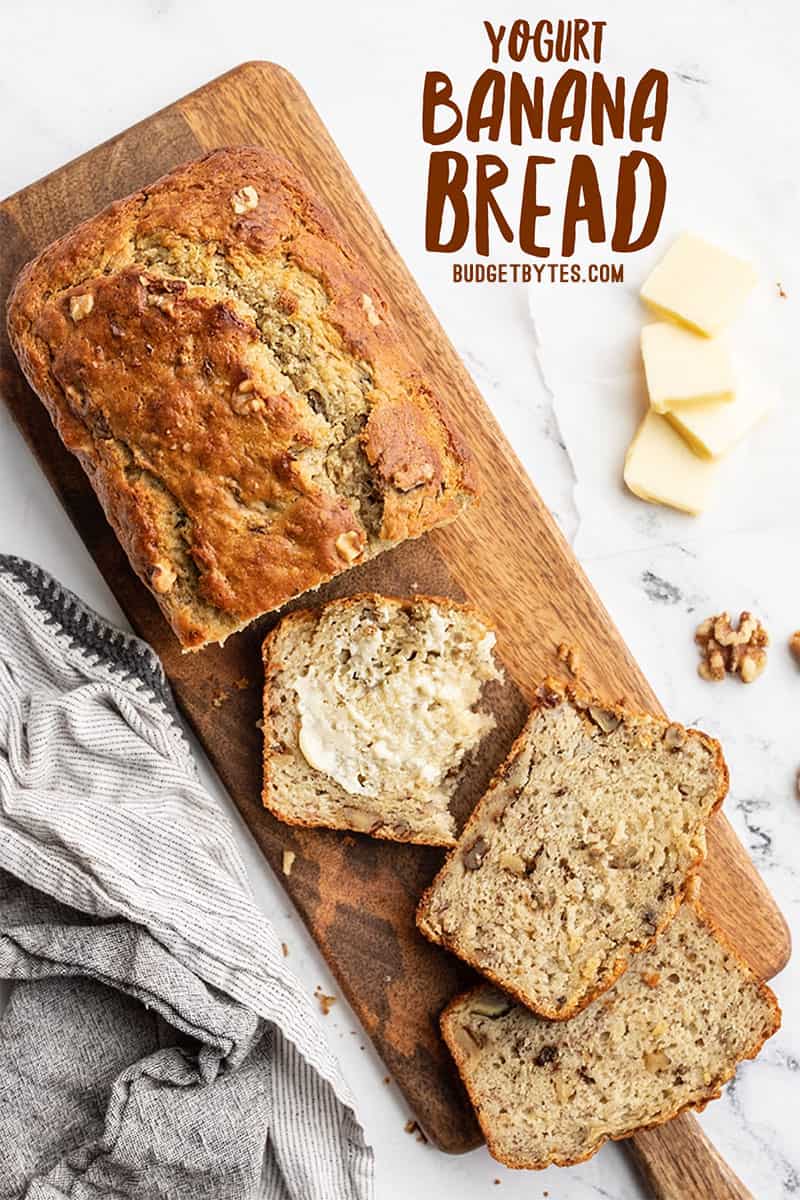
(148, 293, 177, 318)
(335, 530, 364, 563)
(696, 611, 769, 683)
(150, 561, 177, 594)
(498, 851, 526, 876)
(360, 293, 381, 326)
(790, 631, 800, 665)
(663, 723, 686, 750)
(230, 185, 259, 214)
(587, 705, 621, 734)
(462, 835, 489, 870)
(469, 995, 512, 1019)
(69, 292, 94, 321)
(643, 1049, 670, 1072)
(231, 388, 265, 416)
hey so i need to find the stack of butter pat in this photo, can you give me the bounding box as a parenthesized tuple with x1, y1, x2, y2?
(625, 234, 769, 515)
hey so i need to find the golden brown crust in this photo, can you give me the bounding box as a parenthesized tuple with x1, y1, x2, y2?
(440, 900, 781, 1170)
(261, 591, 493, 845)
(7, 148, 477, 649)
(416, 677, 730, 1020)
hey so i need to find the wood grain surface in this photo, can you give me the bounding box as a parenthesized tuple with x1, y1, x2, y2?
(0, 60, 790, 1177)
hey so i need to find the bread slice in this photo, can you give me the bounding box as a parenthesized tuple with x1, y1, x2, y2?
(417, 681, 728, 1018)
(262, 594, 501, 845)
(440, 901, 780, 1170)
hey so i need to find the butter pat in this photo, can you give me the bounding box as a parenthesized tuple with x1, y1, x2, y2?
(641, 234, 757, 336)
(666, 388, 771, 459)
(624, 410, 720, 514)
(641, 322, 735, 413)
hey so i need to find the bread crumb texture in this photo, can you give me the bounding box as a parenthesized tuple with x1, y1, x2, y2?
(442, 903, 780, 1170)
(7, 148, 477, 648)
(262, 594, 500, 845)
(418, 682, 727, 1017)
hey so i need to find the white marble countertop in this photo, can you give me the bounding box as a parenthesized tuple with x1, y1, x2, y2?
(1, 2, 797, 1197)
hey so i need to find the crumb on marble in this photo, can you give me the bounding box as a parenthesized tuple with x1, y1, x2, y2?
(314, 986, 336, 1015)
(281, 942, 289, 957)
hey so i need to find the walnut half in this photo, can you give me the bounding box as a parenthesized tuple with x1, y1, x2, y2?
(695, 611, 769, 684)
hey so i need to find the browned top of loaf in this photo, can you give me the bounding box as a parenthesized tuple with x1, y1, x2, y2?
(7, 147, 477, 648)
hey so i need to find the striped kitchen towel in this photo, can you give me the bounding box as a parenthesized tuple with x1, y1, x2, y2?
(0, 555, 373, 1200)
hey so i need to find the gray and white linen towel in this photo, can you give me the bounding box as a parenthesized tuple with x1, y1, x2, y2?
(0, 554, 374, 1199)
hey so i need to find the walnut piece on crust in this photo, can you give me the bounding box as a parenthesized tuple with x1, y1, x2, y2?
(695, 611, 769, 684)
(556, 641, 582, 678)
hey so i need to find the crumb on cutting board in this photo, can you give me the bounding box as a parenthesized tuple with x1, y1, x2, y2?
(556, 641, 582, 677)
(403, 1119, 428, 1144)
(282, 849, 296, 877)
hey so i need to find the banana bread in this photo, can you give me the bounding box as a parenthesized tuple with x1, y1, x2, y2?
(441, 902, 780, 1169)
(262, 593, 501, 845)
(417, 681, 728, 1018)
(6, 148, 477, 649)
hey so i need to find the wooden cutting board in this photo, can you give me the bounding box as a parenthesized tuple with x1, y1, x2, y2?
(0, 63, 790, 1162)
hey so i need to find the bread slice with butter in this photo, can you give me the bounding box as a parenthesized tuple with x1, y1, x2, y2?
(417, 681, 728, 1018)
(440, 901, 780, 1170)
(262, 594, 501, 845)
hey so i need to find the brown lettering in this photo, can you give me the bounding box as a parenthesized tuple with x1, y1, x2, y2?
(466, 70, 505, 141)
(630, 69, 669, 141)
(612, 151, 666, 251)
(422, 72, 462, 145)
(562, 155, 606, 255)
(426, 153, 469, 251)
(483, 21, 506, 64)
(590, 73, 625, 144)
(519, 155, 556, 257)
(475, 155, 514, 255)
(548, 71, 587, 141)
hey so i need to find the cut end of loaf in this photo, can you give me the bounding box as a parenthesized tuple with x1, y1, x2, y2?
(261, 593, 501, 844)
(440, 902, 780, 1170)
(417, 679, 728, 1018)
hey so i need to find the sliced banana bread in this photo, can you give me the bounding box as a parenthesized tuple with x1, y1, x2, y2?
(441, 902, 780, 1170)
(417, 681, 728, 1017)
(262, 594, 501, 845)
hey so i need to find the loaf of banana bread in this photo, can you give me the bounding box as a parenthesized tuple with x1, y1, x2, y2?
(7, 148, 477, 648)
